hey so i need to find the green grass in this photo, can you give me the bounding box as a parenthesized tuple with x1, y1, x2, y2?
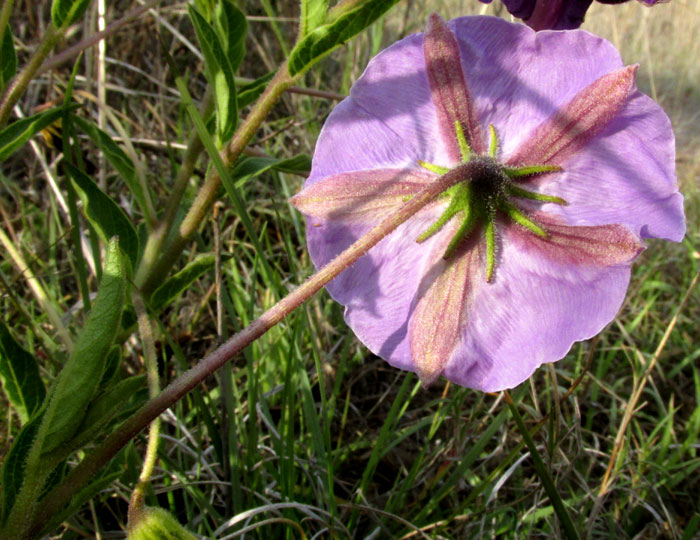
(1, 0, 699, 538)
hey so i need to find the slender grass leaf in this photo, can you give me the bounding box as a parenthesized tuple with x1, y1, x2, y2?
(0, 322, 46, 424)
(188, 5, 237, 142)
(232, 154, 311, 188)
(51, 0, 91, 28)
(301, 0, 330, 36)
(237, 73, 274, 109)
(213, 0, 247, 72)
(63, 162, 139, 268)
(38, 239, 126, 455)
(150, 253, 217, 312)
(0, 413, 43, 523)
(288, 0, 401, 76)
(0, 105, 78, 162)
(1, 27, 17, 92)
(72, 115, 151, 219)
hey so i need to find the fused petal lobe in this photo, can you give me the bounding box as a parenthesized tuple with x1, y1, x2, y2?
(507, 65, 637, 166)
(291, 168, 435, 223)
(409, 224, 484, 385)
(424, 13, 485, 157)
(509, 214, 644, 267)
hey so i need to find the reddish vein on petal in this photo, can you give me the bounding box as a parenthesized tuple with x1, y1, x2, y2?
(290, 168, 435, 223)
(507, 214, 644, 266)
(409, 225, 484, 386)
(507, 65, 638, 167)
(424, 13, 485, 158)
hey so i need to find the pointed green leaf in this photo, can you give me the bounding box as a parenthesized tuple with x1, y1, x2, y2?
(288, 0, 401, 76)
(38, 449, 128, 537)
(301, 0, 330, 36)
(150, 253, 216, 312)
(63, 162, 139, 268)
(213, 0, 247, 72)
(189, 5, 238, 142)
(0, 105, 78, 162)
(237, 72, 274, 109)
(39, 238, 127, 454)
(71, 116, 152, 218)
(49, 375, 147, 457)
(51, 0, 91, 28)
(232, 154, 311, 187)
(0, 412, 43, 523)
(1, 27, 17, 92)
(0, 322, 46, 424)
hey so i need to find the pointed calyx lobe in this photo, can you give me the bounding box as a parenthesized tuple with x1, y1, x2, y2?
(424, 13, 485, 158)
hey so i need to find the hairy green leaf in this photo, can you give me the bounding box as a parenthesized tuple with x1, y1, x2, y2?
(51, 0, 91, 28)
(213, 0, 247, 72)
(288, 0, 401, 76)
(1, 27, 17, 92)
(0, 322, 46, 424)
(39, 238, 126, 454)
(63, 162, 139, 268)
(189, 5, 238, 142)
(0, 105, 77, 162)
(53, 375, 147, 456)
(301, 0, 330, 36)
(0, 414, 43, 523)
(150, 253, 216, 312)
(72, 115, 152, 219)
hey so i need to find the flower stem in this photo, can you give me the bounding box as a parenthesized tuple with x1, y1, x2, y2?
(137, 62, 295, 297)
(0, 23, 61, 127)
(27, 163, 471, 540)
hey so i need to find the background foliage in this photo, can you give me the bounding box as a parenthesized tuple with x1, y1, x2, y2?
(0, 0, 699, 538)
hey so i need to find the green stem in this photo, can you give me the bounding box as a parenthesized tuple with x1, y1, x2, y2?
(504, 391, 580, 540)
(137, 61, 295, 296)
(0, 23, 62, 127)
(25, 162, 473, 540)
(127, 293, 162, 530)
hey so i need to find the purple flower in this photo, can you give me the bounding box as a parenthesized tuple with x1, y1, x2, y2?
(291, 15, 685, 391)
(482, 0, 670, 31)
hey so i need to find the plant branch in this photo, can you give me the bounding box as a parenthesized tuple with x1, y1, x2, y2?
(27, 163, 473, 540)
(136, 61, 295, 296)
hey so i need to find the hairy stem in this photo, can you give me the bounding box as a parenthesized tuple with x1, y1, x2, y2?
(137, 62, 294, 296)
(27, 163, 473, 540)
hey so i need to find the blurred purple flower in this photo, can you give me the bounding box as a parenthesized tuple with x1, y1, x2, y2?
(482, 0, 669, 31)
(291, 15, 684, 391)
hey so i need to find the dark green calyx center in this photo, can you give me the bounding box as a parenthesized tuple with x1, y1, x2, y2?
(416, 123, 567, 282)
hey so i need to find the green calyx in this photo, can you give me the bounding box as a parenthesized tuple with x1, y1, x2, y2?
(417, 123, 566, 282)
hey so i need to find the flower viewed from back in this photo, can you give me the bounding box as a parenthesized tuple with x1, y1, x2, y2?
(291, 15, 685, 391)
(482, 0, 670, 31)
